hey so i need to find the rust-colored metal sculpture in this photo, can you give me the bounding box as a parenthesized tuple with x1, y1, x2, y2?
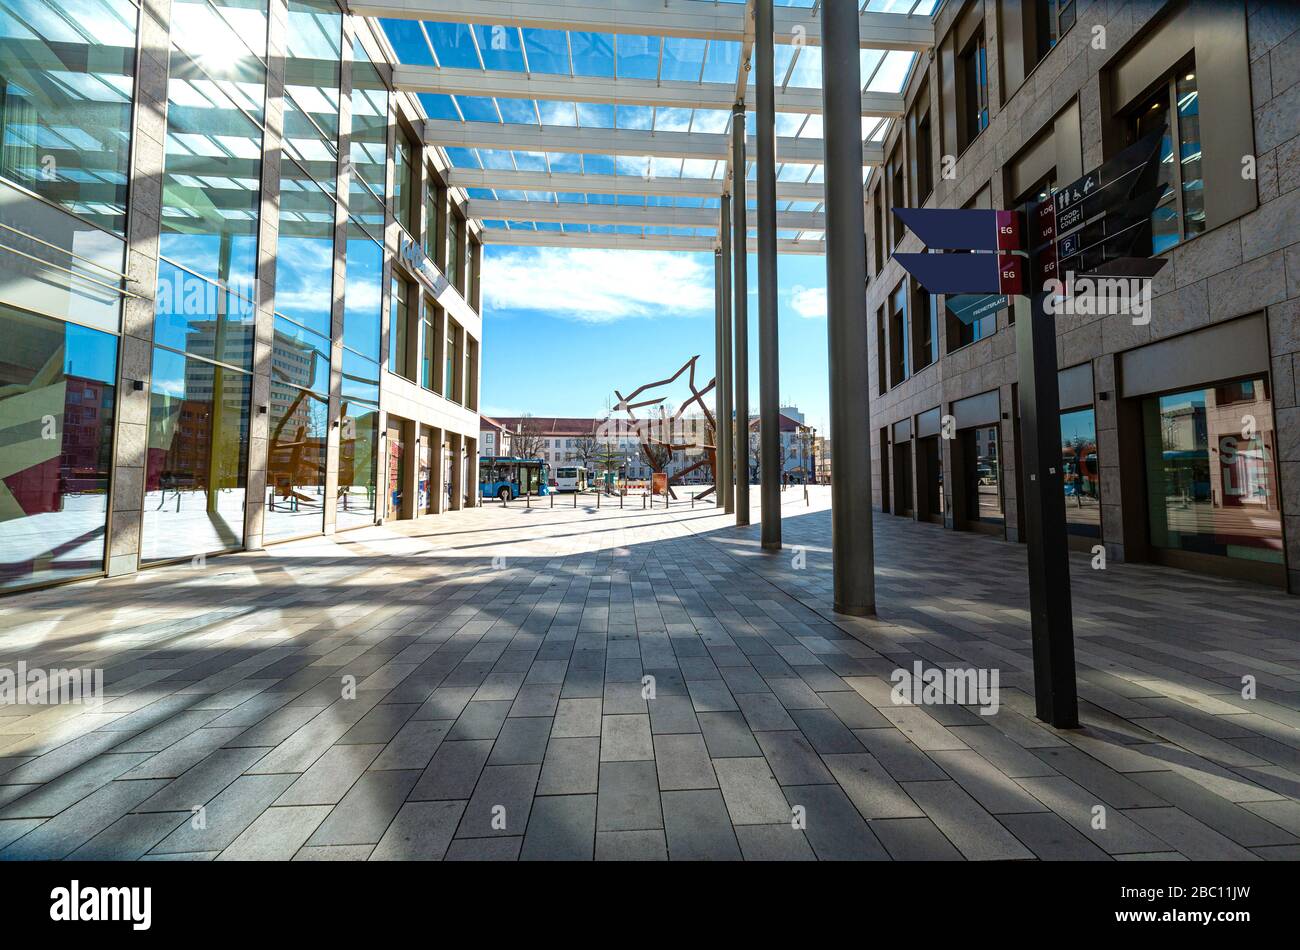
(610, 355, 717, 500)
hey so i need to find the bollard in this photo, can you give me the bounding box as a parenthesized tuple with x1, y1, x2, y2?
(574, 492, 578, 509)
(642, 494, 646, 509)
(550, 492, 553, 508)
(597, 492, 601, 509)
(620, 492, 623, 509)
(526, 491, 530, 508)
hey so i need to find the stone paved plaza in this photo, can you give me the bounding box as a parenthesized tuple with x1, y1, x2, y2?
(0, 487, 1298, 861)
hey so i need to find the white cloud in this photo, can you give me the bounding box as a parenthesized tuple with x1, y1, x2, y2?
(788, 284, 827, 319)
(481, 247, 714, 323)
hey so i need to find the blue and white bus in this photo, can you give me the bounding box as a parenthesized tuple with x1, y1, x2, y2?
(480, 457, 549, 501)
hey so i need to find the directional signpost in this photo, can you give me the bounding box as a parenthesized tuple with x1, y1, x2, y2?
(891, 129, 1168, 729)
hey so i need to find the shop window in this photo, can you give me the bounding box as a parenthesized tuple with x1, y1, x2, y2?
(961, 425, 1003, 528)
(1060, 407, 1100, 537)
(913, 280, 938, 372)
(1126, 57, 1204, 255)
(1141, 378, 1281, 564)
(265, 382, 328, 541)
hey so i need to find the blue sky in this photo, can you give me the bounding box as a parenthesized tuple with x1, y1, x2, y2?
(479, 248, 831, 434)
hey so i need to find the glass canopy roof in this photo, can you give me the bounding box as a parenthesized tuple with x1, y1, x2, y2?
(374, 0, 941, 253)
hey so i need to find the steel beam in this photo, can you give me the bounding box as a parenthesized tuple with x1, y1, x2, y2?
(714, 247, 725, 508)
(755, 0, 781, 551)
(466, 199, 823, 231)
(424, 120, 885, 166)
(821, 0, 875, 616)
(478, 229, 825, 254)
(393, 64, 905, 116)
(445, 167, 826, 201)
(353, 0, 936, 50)
(720, 193, 734, 514)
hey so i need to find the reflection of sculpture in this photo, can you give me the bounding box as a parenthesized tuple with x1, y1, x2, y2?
(611, 356, 717, 500)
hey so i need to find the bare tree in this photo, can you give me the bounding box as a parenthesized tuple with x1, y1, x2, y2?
(570, 433, 601, 469)
(512, 414, 545, 460)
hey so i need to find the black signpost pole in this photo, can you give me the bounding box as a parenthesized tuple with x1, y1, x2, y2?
(1016, 204, 1079, 729)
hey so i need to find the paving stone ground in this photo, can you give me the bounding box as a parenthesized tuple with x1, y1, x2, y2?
(1, 487, 1297, 861)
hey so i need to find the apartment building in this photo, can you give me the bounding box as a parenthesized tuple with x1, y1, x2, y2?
(0, 0, 484, 594)
(866, 0, 1298, 593)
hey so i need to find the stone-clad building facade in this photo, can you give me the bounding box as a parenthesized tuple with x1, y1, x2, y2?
(865, 0, 1299, 594)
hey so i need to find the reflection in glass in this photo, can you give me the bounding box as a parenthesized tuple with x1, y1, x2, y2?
(1143, 379, 1282, 564)
(142, 347, 250, 561)
(154, 260, 255, 368)
(390, 276, 409, 378)
(1176, 68, 1204, 239)
(275, 161, 337, 338)
(962, 425, 1002, 524)
(421, 296, 436, 389)
(272, 316, 330, 394)
(265, 381, 327, 540)
(1061, 408, 1100, 537)
(0, 305, 116, 590)
(342, 226, 382, 361)
(350, 38, 387, 201)
(158, 0, 267, 295)
(0, 0, 138, 234)
(337, 401, 377, 529)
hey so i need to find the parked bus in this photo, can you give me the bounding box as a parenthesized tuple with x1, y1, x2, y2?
(480, 457, 548, 501)
(555, 466, 588, 493)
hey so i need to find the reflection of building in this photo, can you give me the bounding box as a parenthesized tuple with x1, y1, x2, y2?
(863, 0, 1297, 592)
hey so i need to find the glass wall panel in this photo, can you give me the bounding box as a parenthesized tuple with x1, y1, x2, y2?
(337, 400, 377, 529)
(271, 315, 330, 394)
(421, 296, 436, 390)
(342, 224, 382, 361)
(1142, 379, 1282, 564)
(349, 38, 387, 203)
(0, 304, 116, 590)
(158, 0, 267, 296)
(265, 380, 327, 540)
(393, 135, 411, 234)
(1061, 407, 1100, 537)
(961, 425, 1002, 525)
(0, 0, 138, 234)
(142, 347, 250, 561)
(154, 260, 255, 369)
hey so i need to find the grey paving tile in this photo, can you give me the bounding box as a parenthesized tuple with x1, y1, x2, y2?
(736, 692, 797, 732)
(653, 733, 718, 791)
(713, 757, 790, 825)
(0, 752, 151, 819)
(902, 780, 1035, 861)
(1013, 775, 1172, 855)
(370, 800, 465, 860)
(662, 789, 742, 860)
(520, 794, 596, 861)
(595, 829, 668, 861)
(929, 750, 1051, 815)
(339, 704, 418, 745)
(275, 744, 383, 806)
(600, 714, 654, 761)
(1129, 770, 1299, 847)
(151, 773, 297, 854)
(447, 700, 513, 741)
(946, 725, 1061, 778)
(137, 746, 270, 812)
(596, 761, 662, 832)
(697, 711, 762, 758)
(293, 844, 374, 861)
(1, 778, 167, 860)
(755, 730, 835, 785)
(70, 811, 189, 860)
(0, 819, 45, 851)
(782, 783, 890, 860)
(488, 717, 552, 765)
(647, 695, 701, 734)
(444, 836, 522, 860)
(307, 769, 421, 846)
(1030, 746, 1169, 809)
(408, 740, 493, 801)
(456, 763, 540, 838)
(537, 737, 600, 796)
(113, 709, 224, 753)
(551, 698, 603, 738)
(871, 817, 964, 860)
(822, 753, 924, 820)
(734, 823, 817, 861)
(413, 686, 478, 721)
(997, 812, 1112, 861)
(790, 707, 867, 753)
(508, 684, 562, 718)
(686, 680, 738, 713)
(369, 719, 451, 771)
(1121, 807, 1261, 860)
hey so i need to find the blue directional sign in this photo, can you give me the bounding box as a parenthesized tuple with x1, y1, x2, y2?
(891, 208, 1020, 251)
(893, 252, 1021, 296)
(947, 293, 1009, 326)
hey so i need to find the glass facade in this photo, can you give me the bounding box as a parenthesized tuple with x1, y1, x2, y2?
(0, 0, 138, 235)
(1061, 408, 1100, 538)
(1134, 61, 1204, 255)
(962, 425, 1002, 526)
(338, 216, 381, 529)
(0, 305, 116, 590)
(1143, 379, 1282, 565)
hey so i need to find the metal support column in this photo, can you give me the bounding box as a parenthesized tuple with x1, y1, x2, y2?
(820, 0, 875, 615)
(713, 248, 725, 507)
(720, 195, 735, 514)
(755, 0, 780, 550)
(731, 104, 750, 526)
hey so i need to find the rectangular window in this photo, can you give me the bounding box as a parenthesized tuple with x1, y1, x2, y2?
(421, 296, 437, 390)
(888, 142, 905, 249)
(1061, 407, 1100, 538)
(876, 305, 887, 395)
(1142, 378, 1282, 565)
(908, 84, 933, 206)
(447, 209, 464, 290)
(393, 134, 413, 235)
(265, 382, 328, 542)
(0, 305, 117, 590)
(872, 185, 884, 274)
(913, 281, 937, 372)
(389, 277, 412, 380)
(1128, 58, 1204, 255)
(425, 172, 445, 263)
(445, 319, 461, 401)
(888, 281, 909, 386)
(957, 26, 989, 153)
